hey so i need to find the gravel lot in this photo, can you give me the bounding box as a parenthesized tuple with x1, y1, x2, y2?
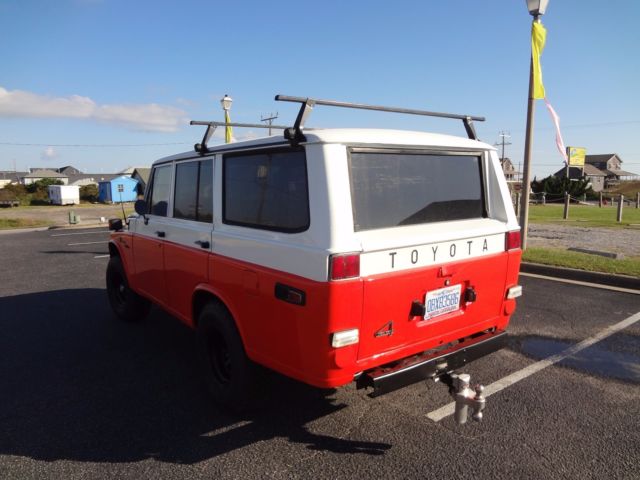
(528, 223, 640, 257)
(0, 204, 132, 227)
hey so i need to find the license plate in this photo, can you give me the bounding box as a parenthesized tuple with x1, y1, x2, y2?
(424, 284, 462, 320)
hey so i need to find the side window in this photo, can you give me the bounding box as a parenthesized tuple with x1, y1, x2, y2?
(149, 165, 172, 217)
(198, 159, 213, 222)
(223, 149, 309, 233)
(173, 159, 213, 223)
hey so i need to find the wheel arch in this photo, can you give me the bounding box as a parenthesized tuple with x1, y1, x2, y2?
(108, 241, 121, 258)
(192, 286, 245, 340)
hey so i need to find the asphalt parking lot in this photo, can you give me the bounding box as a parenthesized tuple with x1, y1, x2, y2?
(1, 227, 639, 479)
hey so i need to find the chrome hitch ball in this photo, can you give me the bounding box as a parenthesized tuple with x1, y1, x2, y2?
(451, 373, 486, 424)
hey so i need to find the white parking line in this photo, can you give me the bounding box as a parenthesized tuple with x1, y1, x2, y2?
(520, 272, 640, 295)
(67, 241, 109, 246)
(426, 310, 640, 422)
(94, 255, 110, 259)
(51, 231, 109, 237)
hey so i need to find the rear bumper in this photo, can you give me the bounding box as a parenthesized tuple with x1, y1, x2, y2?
(355, 329, 506, 396)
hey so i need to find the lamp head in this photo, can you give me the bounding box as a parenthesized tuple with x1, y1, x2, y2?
(220, 94, 233, 111)
(526, 0, 549, 16)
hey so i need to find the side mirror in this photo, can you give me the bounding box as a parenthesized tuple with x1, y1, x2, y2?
(108, 218, 123, 231)
(134, 199, 148, 215)
(134, 199, 149, 225)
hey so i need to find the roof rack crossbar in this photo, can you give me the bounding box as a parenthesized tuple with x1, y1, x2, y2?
(190, 120, 289, 153)
(275, 95, 485, 141)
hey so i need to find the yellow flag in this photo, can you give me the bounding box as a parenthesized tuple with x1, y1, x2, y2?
(224, 110, 233, 144)
(531, 21, 547, 99)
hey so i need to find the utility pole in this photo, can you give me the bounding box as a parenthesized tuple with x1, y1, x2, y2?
(261, 112, 279, 136)
(495, 131, 512, 163)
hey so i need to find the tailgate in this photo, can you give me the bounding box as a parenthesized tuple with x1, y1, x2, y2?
(357, 237, 509, 362)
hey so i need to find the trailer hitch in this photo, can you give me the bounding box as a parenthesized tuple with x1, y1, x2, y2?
(439, 373, 486, 424)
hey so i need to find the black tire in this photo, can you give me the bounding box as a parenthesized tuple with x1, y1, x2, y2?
(106, 256, 151, 322)
(196, 302, 254, 411)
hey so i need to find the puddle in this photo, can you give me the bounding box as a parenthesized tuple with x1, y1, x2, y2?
(512, 334, 640, 384)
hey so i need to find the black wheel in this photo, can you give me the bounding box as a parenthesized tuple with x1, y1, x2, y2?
(196, 302, 254, 410)
(106, 256, 151, 322)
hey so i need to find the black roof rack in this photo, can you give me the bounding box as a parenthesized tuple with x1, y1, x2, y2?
(190, 120, 288, 153)
(190, 96, 485, 152)
(274, 95, 485, 145)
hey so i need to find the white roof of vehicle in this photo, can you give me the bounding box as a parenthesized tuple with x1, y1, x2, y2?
(154, 128, 494, 165)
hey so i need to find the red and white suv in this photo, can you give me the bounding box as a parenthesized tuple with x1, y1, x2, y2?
(106, 96, 522, 409)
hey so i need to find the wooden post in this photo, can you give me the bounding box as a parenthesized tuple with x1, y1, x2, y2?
(515, 193, 521, 217)
(541, 192, 546, 206)
(599, 191, 603, 208)
(636, 192, 639, 209)
(617, 194, 624, 222)
(563, 192, 570, 220)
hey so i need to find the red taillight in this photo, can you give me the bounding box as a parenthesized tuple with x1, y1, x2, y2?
(329, 253, 360, 280)
(506, 230, 521, 250)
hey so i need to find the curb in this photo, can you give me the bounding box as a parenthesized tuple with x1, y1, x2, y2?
(0, 226, 52, 235)
(0, 223, 110, 235)
(48, 223, 109, 231)
(521, 262, 640, 291)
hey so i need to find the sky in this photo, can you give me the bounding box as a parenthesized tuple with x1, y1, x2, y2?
(1, 0, 639, 178)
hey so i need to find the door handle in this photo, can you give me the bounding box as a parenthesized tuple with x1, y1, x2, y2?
(195, 240, 210, 249)
(155, 231, 166, 238)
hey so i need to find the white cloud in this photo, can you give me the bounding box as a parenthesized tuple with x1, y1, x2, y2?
(41, 146, 57, 161)
(0, 86, 187, 132)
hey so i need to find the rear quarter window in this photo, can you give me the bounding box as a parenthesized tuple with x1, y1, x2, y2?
(223, 149, 309, 233)
(349, 150, 485, 231)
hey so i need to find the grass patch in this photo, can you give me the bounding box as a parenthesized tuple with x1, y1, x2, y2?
(523, 247, 640, 277)
(529, 204, 640, 228)
(0, 218, 52, 229)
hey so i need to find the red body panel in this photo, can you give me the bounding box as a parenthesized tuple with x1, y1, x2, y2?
(131, 235, 167, 304)
(111, 233, 522, 390)
(164, 242, 209, 326)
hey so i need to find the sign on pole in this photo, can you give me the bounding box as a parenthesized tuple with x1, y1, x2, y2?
(566, 146, 586, 167)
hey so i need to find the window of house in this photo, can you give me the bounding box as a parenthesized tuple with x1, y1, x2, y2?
(223, 149, 309, 233)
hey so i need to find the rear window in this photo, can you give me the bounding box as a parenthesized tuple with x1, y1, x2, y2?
(349, 150, 485, 231)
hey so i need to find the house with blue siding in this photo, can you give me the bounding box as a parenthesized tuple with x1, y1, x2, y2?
(98, 175, 139, 203)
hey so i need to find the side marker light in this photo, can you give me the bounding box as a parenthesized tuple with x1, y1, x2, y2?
(331, 329, 359, 348)
(506, 285, 522, 299)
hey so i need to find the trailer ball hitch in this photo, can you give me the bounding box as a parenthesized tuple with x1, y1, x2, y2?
(451, 373, 485, 424)
(438, 373, 485, 424)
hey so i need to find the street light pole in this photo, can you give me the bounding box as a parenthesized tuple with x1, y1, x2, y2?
(520, 46, 536, 250)
(520, 0, 549, 250)
(220, 94, 233, 144)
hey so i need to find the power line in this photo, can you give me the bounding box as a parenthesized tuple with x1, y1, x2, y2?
(0, 142, 190, 147)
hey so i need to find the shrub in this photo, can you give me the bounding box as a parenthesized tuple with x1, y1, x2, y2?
(1, 184, 29, 205)
(25, 178, 64, 195)
(531, 174, 594, 198)
(80, 184, 99, 203)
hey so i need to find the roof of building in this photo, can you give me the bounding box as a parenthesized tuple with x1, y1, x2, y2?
(131, 168, 151, 184)
(67, 173, 121, 184)
(605, 169, 637, 177)
(23, 169, 68, 179)
(58, 165, 83, 175)
(582, 164, 607, 176)
(98, 175, 139, 184)
(0, 171, 28, 181)
(585, 154, 619, 165)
